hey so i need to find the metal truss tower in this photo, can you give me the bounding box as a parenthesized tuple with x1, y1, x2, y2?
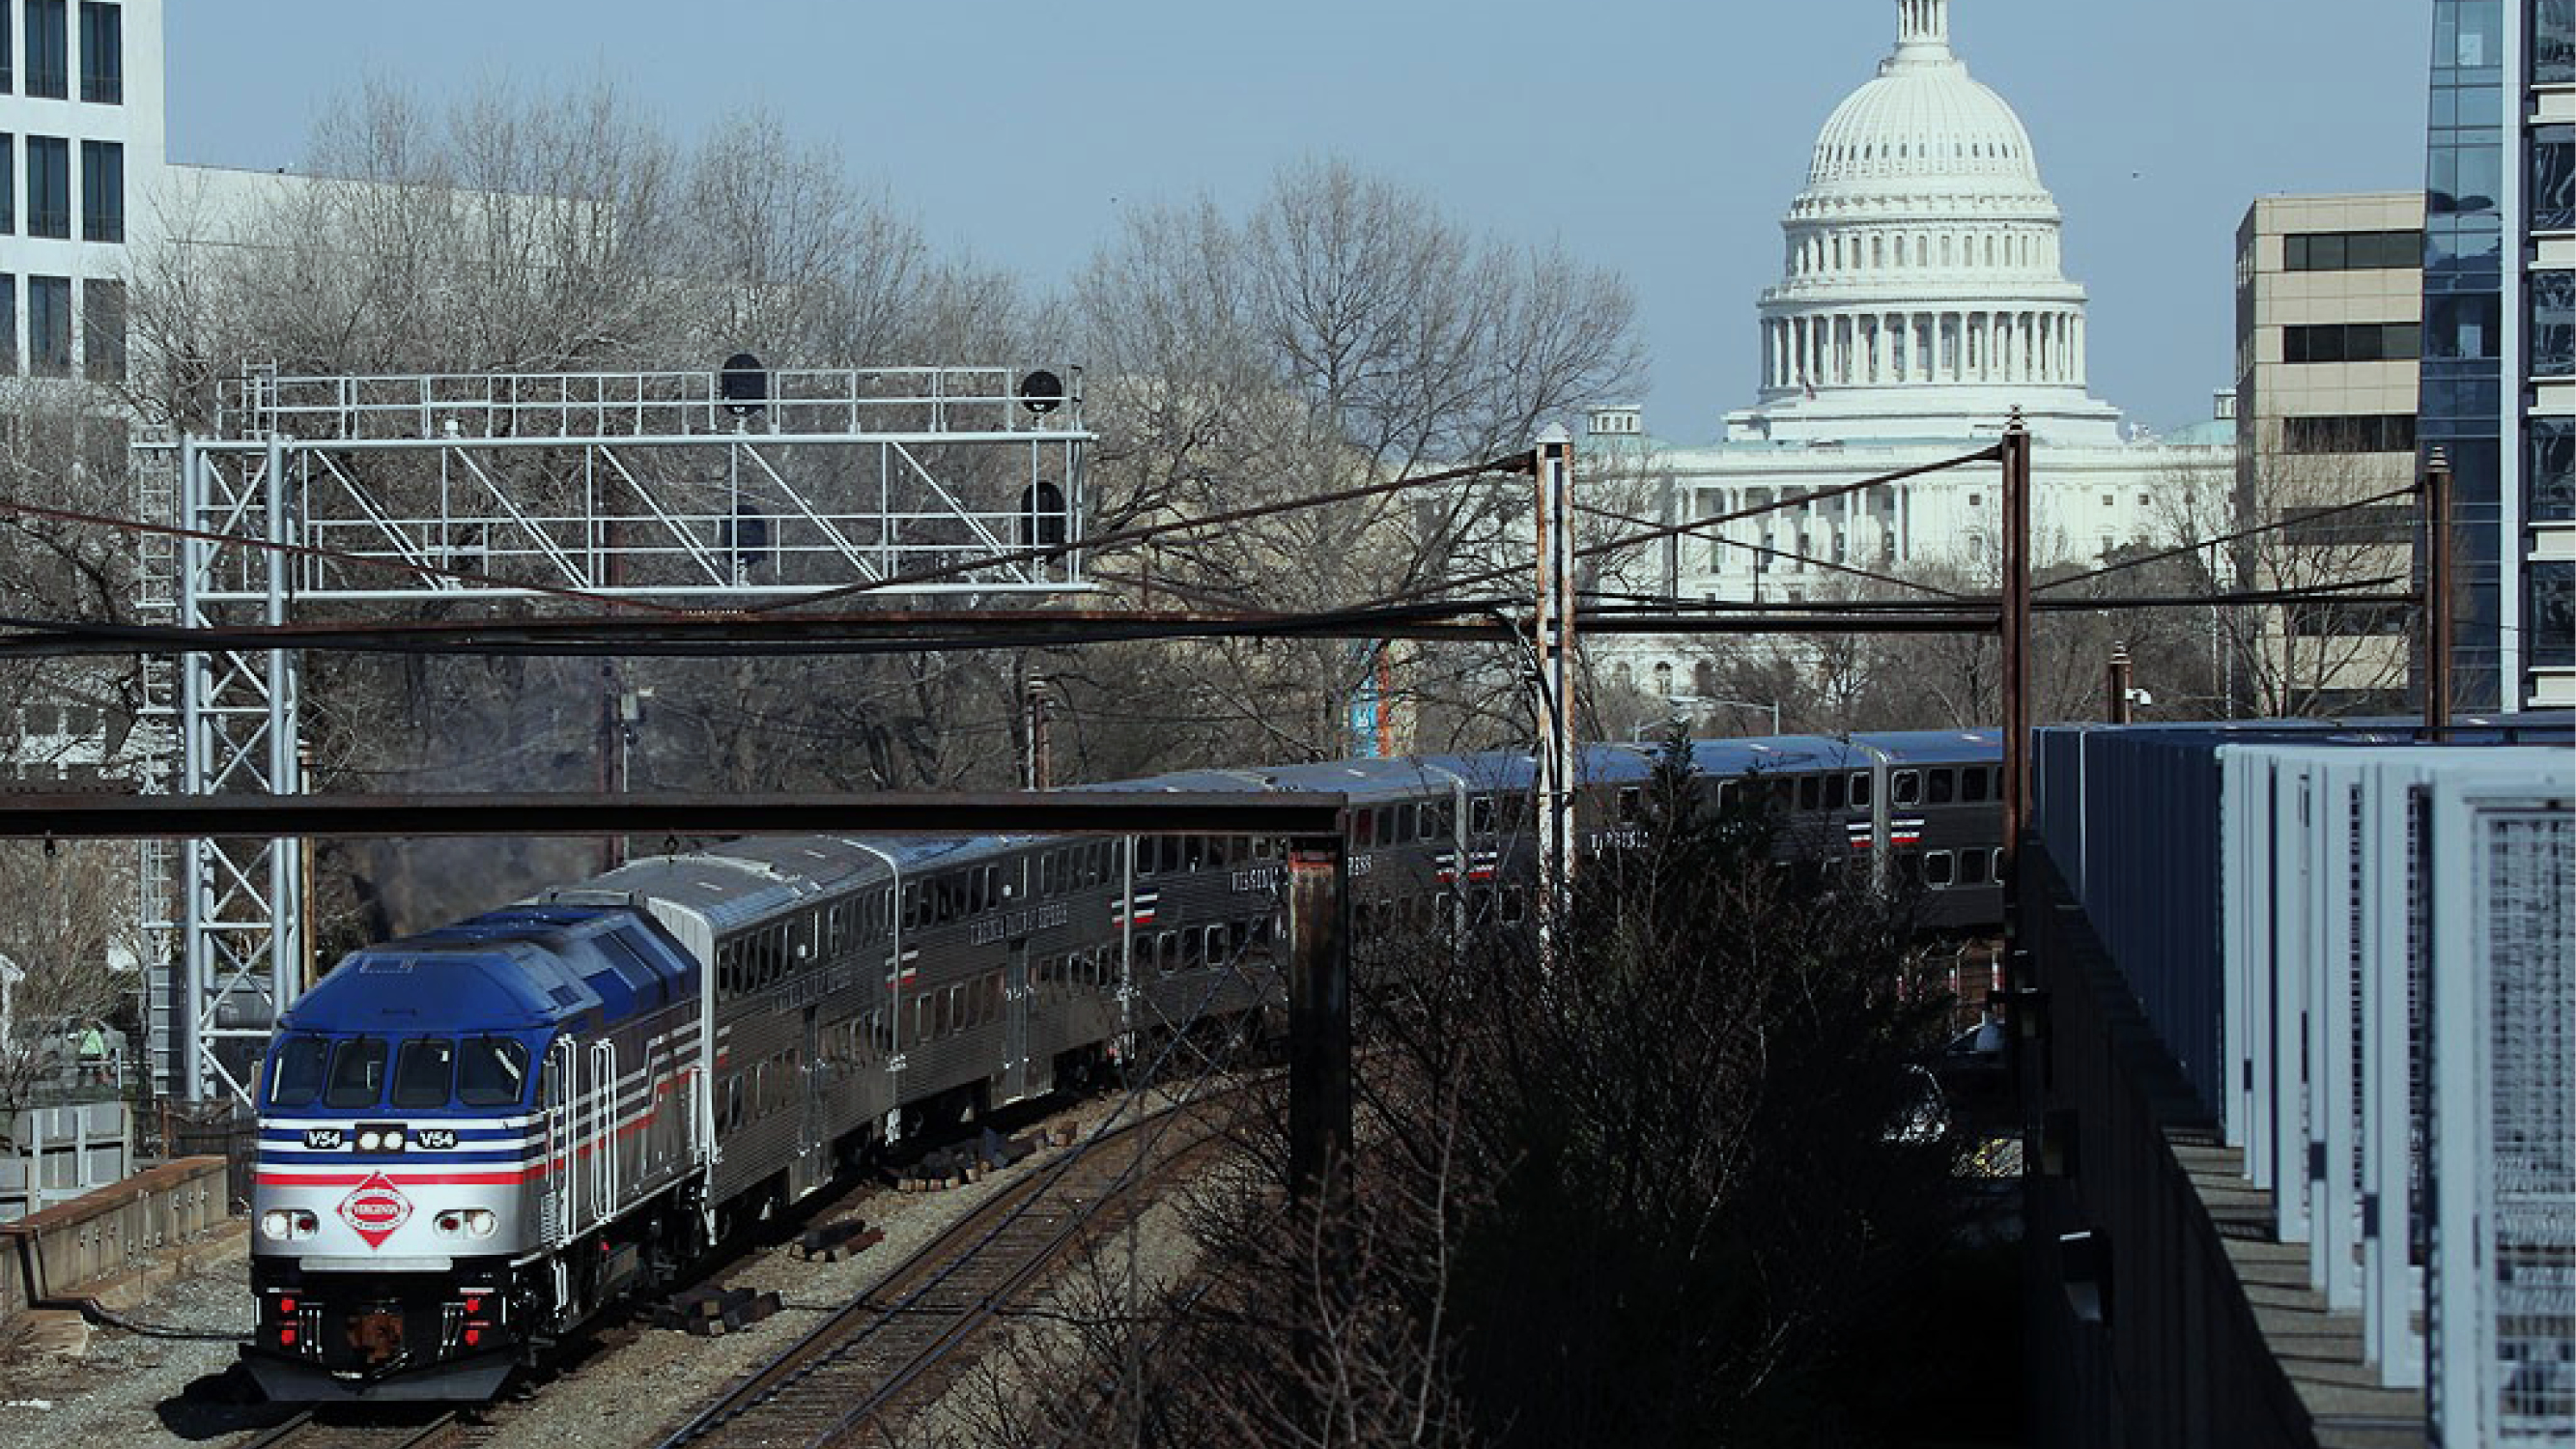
(136, 364, 1093, 1103)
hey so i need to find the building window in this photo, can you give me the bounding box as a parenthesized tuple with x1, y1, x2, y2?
(2427, 293, 2501, 359)
(2281, 322, 2423, 363)
(2530, 417, 2576, 523)
(2535, 126, 2576, 233)
(25, 136, 66, 239)
(75, 2, 115, 104)
(2282, 230, 2425, 270)
(2281, 414, 2420, 453)
(0, 275, 16, 373)
(81, 276, 119, 381)
(28, 274, 69, 375)
(0, 10, 13, 92)
(23, 1, 65, 99)
(78, 138, 116, 242)
(2535, 271, 2576, 379)
(0, 136, 13, 235)
(2532, 563, 2576, 668)
(2540, 0, 2576, 84)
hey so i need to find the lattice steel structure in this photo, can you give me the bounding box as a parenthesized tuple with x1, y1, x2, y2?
(135, 364, 1094, 1103)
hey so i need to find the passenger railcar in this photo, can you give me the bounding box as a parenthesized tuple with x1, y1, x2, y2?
(243, 729, 2011, 1401)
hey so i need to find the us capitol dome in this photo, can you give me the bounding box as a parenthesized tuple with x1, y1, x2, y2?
(1725, 0, 2127, 445)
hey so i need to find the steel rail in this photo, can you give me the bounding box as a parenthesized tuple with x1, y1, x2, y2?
(655, 1091, 1239, 1449)
(229, 1407, 464, 1449)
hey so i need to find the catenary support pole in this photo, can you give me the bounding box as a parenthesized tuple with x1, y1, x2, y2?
(1286, 830, 1352, 1220)
(2108, 641, 2135, 725)
(1999, 414, 2033, 890)
(1532, 424, 1578, 961)
(2422, 449, 2453, 739)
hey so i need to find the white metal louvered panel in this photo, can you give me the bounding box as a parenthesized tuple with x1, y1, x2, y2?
(2429, 786, 2576, 1448)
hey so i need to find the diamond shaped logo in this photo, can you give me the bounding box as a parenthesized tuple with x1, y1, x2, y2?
(336, 1173, 413, 1250)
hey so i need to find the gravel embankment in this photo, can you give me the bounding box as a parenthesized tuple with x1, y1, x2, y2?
(0, 1087, 1220, 1449)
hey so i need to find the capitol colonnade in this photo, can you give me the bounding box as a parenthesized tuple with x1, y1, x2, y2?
(1764, 309, 2084, 389)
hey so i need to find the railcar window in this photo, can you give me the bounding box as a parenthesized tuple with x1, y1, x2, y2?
(391, 1037, 457, 1109)
(1928, 769, 1955, 805)
(457, 1038, 528, 1106)
(1892, 770, 1922, 807)
(1502, 885, 1528, 923)
(1618, 787, 1643, 824)
(1205, 924, 1227, 964)
(1471, 796, 1496, 835)
(1991, 848, 2006, 881)
(1825, 774, 1848, 810)
(323, 1037, 389, 1109)
(1961, 850, 1991, 886)
(1850, 773, 1873, 807)
(1924, 850, 1957, 888)
(1354, 810, 1374, 848)
(1798, 776, 1821, 811)
(1962, 767, 1989, 803)
(266, 1035, 328, 1107)
(1715, 781, 1738, 811)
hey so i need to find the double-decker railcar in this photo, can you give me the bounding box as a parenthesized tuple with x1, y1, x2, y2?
(243, 729, 2014, 1401)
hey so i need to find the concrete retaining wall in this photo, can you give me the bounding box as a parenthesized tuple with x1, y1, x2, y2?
(0, 1155, 230, 1320)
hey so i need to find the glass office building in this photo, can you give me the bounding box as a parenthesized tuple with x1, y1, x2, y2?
(2423, 1, 2576, 709)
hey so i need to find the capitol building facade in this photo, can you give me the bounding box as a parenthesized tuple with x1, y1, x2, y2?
(1599, 0, 2230, 703)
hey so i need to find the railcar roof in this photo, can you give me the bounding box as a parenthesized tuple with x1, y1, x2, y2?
(1254, 756, 1473, 802)
(1847, 729, 2004, 765)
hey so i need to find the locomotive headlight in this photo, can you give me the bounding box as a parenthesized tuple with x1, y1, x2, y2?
(435, 1208, 498, 1240)
(357, 1130, 382, 1151)
(261, 1208, 318, 1241)
(382, 1129, 405, 1151)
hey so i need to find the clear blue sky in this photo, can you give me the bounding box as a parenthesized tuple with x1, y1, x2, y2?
(169, 1, 2432, 444)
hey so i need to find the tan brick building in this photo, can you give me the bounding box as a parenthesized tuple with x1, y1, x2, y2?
(2230, 192, 2425, 716)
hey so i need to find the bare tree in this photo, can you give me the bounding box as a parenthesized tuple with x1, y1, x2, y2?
(965, 766, 1970, 1449)
(1061, 157, 1647, 767)
(2160, 443, 2415, 719)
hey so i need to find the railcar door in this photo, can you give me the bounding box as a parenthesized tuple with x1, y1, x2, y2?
(791, 1005, 829, 1201)
(1003, 941, 1031, 1104)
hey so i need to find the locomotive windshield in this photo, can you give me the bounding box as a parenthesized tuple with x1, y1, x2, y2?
(392, 1038, 455, 1108)
(264, 1034, 329, 1107)
(323, 1037, 389, 1108)
(457, 1037, 530, 1106)
(259, 1033, 530, 1110)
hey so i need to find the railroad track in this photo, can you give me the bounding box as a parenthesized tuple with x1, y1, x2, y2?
(652, 1086, 1241, 1449)
(230, 1406, 483, 1449)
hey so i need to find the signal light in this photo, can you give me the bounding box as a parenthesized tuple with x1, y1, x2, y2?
(279, 1327, 297, 1347)
(463, 1327, 480, 1348)
(278, 1296, 297, 1315)
(464, 1295, 481, 1314)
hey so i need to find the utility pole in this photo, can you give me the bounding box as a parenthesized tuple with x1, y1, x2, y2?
(2421, 449, 2453, 738)
(1532, 425, 1578, 957)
